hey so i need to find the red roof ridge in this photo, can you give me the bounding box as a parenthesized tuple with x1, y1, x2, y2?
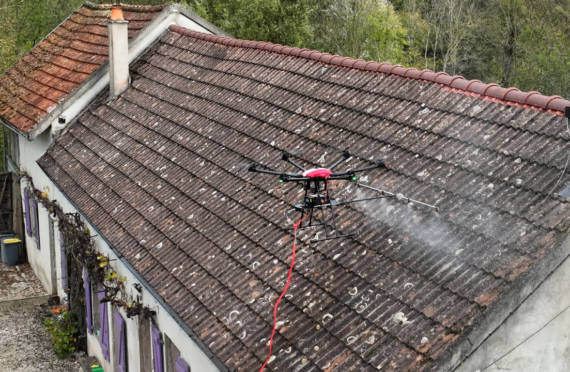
(169, 24, 570, 116)
(83, 1, 167, 12)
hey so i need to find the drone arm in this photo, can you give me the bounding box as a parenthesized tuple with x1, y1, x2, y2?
(248, 164, 299, 177)
(333, 159, 387, 176)
(282, 152, 305, 171)
(281, 176, 311, 182)
(250, 168, 285, 175)
(327, 150, 350, 170)
(285, 158, 306, 171)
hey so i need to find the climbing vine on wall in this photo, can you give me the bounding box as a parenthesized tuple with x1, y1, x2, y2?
(20, 172, 156, 352)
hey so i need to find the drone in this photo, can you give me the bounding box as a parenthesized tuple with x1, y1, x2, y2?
(246, 150, 438, 243)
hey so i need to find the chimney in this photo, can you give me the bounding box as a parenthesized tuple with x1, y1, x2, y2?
(108, 6, 129, 99)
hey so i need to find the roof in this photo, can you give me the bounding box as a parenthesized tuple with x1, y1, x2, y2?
(0, 2, 167, 135)
(38, 26, 570, 371)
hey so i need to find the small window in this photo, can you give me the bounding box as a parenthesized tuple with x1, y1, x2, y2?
(84, 268, 93, 333)
(98, 287, 110, 361)
(92, 282, 101, 338)
(24, 189, 40, 249)
(175, 356, 189, 372)
(152, 326, 164, 372)
(115, 311, 127, 372)
(24, 189, 31, 237)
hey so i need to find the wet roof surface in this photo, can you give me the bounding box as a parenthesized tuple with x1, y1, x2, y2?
(0, 2, 165, 134)
(38, 29, 570, 371)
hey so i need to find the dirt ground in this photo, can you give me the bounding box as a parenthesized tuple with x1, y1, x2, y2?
(0, 262, 47, 301)
(0, 261, 80, 372)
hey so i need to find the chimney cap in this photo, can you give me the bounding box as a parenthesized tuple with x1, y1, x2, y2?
(110, 6, 124, 21)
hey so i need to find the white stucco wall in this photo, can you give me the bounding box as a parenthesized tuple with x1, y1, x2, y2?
(19, 129, 55, 294)
(15, 10, 225, 371)
(455, 256, 570, 372)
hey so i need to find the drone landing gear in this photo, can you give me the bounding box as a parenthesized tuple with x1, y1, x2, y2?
(291, 200, 353, 243)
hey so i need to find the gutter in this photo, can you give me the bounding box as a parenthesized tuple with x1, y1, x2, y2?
(39, 168, 229, 372)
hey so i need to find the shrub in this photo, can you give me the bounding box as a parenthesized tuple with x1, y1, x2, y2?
(44, 311, 78, 359)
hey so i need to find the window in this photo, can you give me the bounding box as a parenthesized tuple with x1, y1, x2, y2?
(32, 199, 40, 248)
(61, 233, 68, 303)
(84, 268, 93, 333)
(115, 311, 127, 372)
(165, 335, 185, 372)
(24, 189, 40, 249)
(24, 189, 31, 237)
(175, 356, 189, 372)
(152, 326, 164, 372)
(99, 287, 110, 361)
(92, 282, 101, 337)
(7, 129, 19, 168)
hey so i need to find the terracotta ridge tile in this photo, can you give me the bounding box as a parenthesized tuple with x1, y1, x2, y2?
(83, 2, 167, 13)
(168, 25, 570, 116)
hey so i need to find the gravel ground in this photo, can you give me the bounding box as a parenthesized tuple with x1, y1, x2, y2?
(0, 261, 80, 372)
(0, 305, 80, 372)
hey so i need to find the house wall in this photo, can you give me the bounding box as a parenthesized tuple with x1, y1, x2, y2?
(455, 256, 570, 372)
(19, 129, 54, 293)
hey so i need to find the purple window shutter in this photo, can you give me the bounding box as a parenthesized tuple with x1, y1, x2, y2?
(175, 356, 190, 372)
(33, 200, 40, 249)
(84, 268, 92, 333)
(24, 190, 31, 236)
(115, 312, 126, 372)
(99, 288, 110, 361)
(152, 326, 163, 372)
(60, 233, 68, 300)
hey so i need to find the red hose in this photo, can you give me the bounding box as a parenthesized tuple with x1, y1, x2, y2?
(259, 211, 314, 372)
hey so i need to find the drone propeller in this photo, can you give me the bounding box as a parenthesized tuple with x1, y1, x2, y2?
(235, 162, 262, 172)
(285, 148, 306, 156)
(235, 162, 255, 168)
(329, 147, 349, 154)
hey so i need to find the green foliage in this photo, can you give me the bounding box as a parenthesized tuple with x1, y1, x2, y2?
(44, 311, 78, 359)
